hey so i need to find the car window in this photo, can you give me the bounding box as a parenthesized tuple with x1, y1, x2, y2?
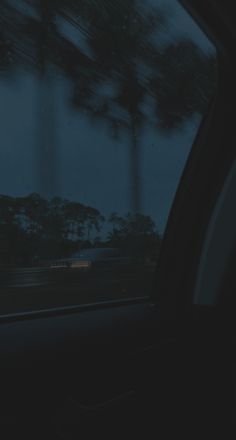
(0, 0, 217, 314)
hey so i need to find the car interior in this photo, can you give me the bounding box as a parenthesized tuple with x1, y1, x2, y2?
(0, 0, 236, 438)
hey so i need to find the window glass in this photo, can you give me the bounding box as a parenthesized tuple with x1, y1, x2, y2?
(0, 0, 217, 314)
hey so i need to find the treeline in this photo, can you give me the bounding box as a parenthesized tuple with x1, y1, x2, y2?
(0, 194, 161, 266)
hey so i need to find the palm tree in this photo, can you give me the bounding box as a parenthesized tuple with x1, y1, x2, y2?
(22, 1, 61, 197)
(148, 39, 217, 132)
(69, 0, 165, 214)
(0, 1, 29, 74)
(0, 1, 58, 196)
(0, 0, 91, 198)
(67, 0, 216, 215)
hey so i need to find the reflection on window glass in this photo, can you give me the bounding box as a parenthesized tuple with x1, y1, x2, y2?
(0, 0, 217, 314)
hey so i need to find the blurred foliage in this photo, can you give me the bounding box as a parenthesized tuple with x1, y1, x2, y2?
(108, 212, 161, 259)
(0, 193, 160, 265)
(0, 193, 104, 264)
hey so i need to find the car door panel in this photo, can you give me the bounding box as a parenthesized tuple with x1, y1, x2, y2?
(0, 301, 176, 436)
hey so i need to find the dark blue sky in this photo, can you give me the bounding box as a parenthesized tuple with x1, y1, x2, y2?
(0, 0, 215, 236)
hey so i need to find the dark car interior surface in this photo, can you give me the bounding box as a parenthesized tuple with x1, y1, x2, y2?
(0, 0, 236, 438)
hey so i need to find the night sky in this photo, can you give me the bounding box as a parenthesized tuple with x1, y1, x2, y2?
(0, 0, 215, 236)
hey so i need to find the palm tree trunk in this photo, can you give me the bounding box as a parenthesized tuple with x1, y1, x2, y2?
(36, 2, 59, 198)
(130, 117, 141, 214)
(37, 71, 59, 198)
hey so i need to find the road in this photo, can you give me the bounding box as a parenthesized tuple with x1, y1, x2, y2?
(0, 265, 155, 315)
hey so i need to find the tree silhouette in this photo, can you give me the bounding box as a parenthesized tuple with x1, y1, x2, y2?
(67, 0, 216, 213)
(0, 0, 93, 196)
(84, 207, 105, 242)
(148, 39, 217, 132)
(68, 0, 165, 213)
(24, 1, 64, 197)
(108, 212, 161, 259)
(0, 193, 106, 264)
(63, 200, 85, 241)
(109, 212, 124, 234)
